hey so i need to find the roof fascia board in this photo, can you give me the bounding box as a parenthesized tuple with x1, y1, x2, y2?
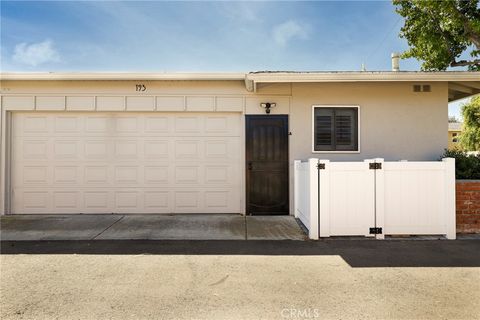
(0, 72, 247, 81)
(246, 72, 480, 83)
(2, 72, 479, 82)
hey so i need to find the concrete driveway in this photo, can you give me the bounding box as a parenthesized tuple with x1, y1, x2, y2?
(2, 215, 479, 319)
(1, 240, 479, 320)
(0, 214, 307, 241)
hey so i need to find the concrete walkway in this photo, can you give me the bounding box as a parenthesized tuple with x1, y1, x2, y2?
(0, 214, 307, 241)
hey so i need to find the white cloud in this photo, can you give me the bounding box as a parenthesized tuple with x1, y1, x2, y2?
(272, 20, 308, 46)
(12, 39, 60, 66)
(217, 2, 262, 22)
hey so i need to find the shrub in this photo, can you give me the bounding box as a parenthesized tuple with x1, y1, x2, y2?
(459, 96, 480, 151)
(441, 149, 480, 179)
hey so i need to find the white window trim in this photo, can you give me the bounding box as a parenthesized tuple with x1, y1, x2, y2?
(311, 105, 361, 154)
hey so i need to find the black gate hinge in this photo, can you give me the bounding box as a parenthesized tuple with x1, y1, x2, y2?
(317, 163, 325, 170)
(369, 227, 383, 234)
(369, 163, 382, 170)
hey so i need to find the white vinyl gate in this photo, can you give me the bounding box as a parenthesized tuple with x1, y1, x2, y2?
(294, 158, 456, 240)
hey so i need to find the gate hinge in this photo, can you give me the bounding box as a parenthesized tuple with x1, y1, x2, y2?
(369, 227, 383, 234)
(317, 163, 325, 170)
(369, 163, 382, 170)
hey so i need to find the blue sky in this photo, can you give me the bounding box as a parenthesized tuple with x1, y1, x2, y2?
(0, 1, 472, 118)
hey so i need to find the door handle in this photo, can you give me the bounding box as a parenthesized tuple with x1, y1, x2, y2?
(248, 162, 253, 170)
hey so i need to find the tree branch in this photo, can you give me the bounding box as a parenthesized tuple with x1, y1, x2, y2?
(450, 4, 480, 49)
(450, 59, 480, 67)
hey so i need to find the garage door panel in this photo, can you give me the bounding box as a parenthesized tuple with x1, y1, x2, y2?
(84, 140, 111, 160)
(114, 191, 140, 211)
(14, 115, 51, 136)
(174, 166, 200, 184)
(13, 163, 241, 188)
(114, 166, 140, 185)
(144, 166, 170, 184)
(175, 140, 201, 159)
(144, 140, 170, 159)
(11, 112, 242, 214)
(20, 166, 50, 185)
(14, 190, 50, 212)
(144, 191, 170, 212)
(84, 165, 114, 186)
(17, 139, 50, 160)
(54, 116, 82, 134)
(114, 140, 140, 159)
(54, 166, 79, 184)
(53, 191, 79, 210)
(54, 140, 80, 159)
(144, 116, 170, 133)
(175, 116, 200, 133)
(84, 191, 111, 211)
(85, 116, 111, 133)
(114, 117, 139, 133)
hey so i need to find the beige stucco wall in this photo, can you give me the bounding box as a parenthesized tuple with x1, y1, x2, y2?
(290, 82, 448, 162)
(0, 79, 449, 215)
(448, 130, 462, 149)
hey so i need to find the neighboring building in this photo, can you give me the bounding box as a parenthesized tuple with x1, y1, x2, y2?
(448, 122, 462, 149)
(0, 71, 479, 216)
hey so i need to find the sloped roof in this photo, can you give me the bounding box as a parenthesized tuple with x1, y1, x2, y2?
(449, 122, 462, 131)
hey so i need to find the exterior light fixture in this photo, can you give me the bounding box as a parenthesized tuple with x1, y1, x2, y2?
(260, 102, 276, 114)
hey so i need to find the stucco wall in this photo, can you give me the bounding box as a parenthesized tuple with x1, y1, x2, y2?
(448, 130, 461, 149)
(289, 82, 449, 162)
(0, 80, 449, 215)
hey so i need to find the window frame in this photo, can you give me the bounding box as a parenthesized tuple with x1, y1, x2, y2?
(311, 105, 361, 153)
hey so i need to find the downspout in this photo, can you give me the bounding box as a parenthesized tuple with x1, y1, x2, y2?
(244, 75, 256, 92)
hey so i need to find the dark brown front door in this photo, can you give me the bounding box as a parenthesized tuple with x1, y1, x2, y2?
(246, 115, 289, 215)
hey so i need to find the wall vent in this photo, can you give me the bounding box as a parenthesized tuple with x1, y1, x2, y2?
(413, 84, 431, 92)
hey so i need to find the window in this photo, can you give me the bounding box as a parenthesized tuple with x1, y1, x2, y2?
(313, 106, 359, 152)
(452, 133, 458, 137)
(453, 138, 458, 143)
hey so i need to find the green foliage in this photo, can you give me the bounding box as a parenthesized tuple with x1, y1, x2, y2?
(393, 0, 480, 71)
(442, 149, 480, 179)
(459, 96, 480, 151)
(448, 115, 459, 122)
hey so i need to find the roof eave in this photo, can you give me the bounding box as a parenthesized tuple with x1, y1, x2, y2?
(0, 72, 247, 81)
(246, 71, 480, 83)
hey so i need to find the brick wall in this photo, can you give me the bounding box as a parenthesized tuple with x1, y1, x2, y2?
(456, 180, 480, 233)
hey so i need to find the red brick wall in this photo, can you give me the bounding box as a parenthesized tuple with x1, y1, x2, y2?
(456, 180, 480, 233)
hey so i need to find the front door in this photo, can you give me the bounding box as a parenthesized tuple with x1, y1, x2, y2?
(246, 115, 289, 215)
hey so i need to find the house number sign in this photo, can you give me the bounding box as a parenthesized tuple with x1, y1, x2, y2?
(135, 84, 146, 92)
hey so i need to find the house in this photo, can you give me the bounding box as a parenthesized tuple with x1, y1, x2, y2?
(0, 70, 479, 216)
(448, 122, 462, 149)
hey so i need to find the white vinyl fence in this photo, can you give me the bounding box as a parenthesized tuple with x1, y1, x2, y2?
(294, 158, 456, 240)
(293, 159, 319, 239)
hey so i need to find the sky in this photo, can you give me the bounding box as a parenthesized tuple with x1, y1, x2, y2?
(0, 1, 474, 118)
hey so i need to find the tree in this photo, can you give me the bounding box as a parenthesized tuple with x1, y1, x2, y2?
(459, 96, 480, 151)
(393, 0, 480, 71)
(448, 115, 460, 122)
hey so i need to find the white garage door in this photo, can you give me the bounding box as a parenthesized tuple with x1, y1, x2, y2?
(11, 112, 242, 214)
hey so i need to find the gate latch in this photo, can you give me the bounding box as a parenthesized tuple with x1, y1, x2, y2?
(369, 227, 383, 234)
(317, 163, 325, 170)
(369, 163, 382, 170)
